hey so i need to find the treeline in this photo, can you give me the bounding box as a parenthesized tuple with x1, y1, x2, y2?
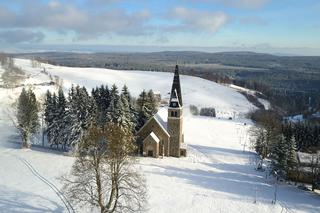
(282, 122, 320, 152)
(189, 105, 216, 117)
(250, 109, 320, 188)
(44, 84, 158, 151)
(16, 85, 150, 211)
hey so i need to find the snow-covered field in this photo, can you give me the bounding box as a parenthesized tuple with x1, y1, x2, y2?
(0, 59, 319, 213)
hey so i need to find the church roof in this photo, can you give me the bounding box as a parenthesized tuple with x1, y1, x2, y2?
(170, 65, 183, 107)
(154, 107, 168, 130)
(169, 89, 181, 108)
(137, 107, 169, 137)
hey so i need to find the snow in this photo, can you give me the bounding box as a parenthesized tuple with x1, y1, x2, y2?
(15, 58, 255, 119)
(0, 59, 319, 213)
(149, 132, 160, 143)
(258, 98, 271, 110)
(154, 107, 168, 130)
(284, 114, 305, 123)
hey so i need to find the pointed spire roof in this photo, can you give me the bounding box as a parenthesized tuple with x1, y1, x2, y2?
(169, 89, 181, 108)
(170, 65, 183, 106)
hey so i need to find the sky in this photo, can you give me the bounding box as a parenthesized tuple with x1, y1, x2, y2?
(0, 0, 319, 55)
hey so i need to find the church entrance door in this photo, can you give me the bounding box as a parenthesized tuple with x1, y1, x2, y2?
(147, 150, 153, 157)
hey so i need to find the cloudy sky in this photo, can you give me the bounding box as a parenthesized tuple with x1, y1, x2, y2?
(0, 0, 319, 55)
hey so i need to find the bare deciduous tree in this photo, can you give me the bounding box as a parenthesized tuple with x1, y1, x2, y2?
(61, 123, 147, 213)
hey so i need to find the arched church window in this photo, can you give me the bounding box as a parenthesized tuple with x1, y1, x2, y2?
(174, 111, 178, 117)
(171, 111, 175, 117)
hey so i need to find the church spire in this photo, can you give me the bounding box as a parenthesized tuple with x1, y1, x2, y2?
(170, 65, 183, 107)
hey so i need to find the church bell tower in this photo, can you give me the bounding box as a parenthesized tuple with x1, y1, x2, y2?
(168, 65, 184, 157)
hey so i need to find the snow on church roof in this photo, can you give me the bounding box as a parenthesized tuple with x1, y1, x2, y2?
(149, 132, 160, 143)
(136, 107, 170, 137)
(154, 107, 168, 130)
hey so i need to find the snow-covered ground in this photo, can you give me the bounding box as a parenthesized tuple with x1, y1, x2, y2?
(0, 59, 319, 213)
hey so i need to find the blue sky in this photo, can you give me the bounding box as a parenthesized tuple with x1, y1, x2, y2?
(0, 0, 319, 55)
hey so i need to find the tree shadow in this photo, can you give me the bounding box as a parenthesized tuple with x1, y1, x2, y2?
(3, 134, 69, 157)
(189, 144, 256, 157)
(148, 160, 320, 212)
(0, 185, 65, 213)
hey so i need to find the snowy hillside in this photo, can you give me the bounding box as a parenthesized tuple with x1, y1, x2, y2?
(0, 59, 319, 213)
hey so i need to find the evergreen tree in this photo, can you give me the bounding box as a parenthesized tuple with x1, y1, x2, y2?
(122, 85, 132, 105)
(49, 92, 59, 147)
(117, 92, 135, 131)
(135, 90, 148, 131)
(52, 88, 68, 149)
(135, 89, 159, 131)
(107, 84, 120, 123)
(287, 135, 298, 171)
(44, 90, 55, 144)
(271, 134, 289, 178)
(63, 85, 92, 149)
(17, 88, 39, 148)
(146, 89, 158, 116)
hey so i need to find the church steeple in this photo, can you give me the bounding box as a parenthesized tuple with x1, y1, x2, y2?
(170, 65, 183, 107)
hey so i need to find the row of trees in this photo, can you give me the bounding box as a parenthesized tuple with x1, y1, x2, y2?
(17, 84, 152, 212)
(250, 109, 320, 190)
(282, 122, 320, 151)
(17, 84, 158, 150)
(44, 84, 157, 150)
(189, 105, 216, 117)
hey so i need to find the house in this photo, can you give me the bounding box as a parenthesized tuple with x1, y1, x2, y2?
(137, 65, 186, 158)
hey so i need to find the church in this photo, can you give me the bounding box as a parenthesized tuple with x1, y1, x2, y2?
(137, 65, 186, 158)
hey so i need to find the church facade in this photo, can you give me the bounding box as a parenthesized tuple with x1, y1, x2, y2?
(137, 65, 186, 158)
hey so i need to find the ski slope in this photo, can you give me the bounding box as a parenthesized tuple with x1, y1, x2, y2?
(0, 59, 319, 213)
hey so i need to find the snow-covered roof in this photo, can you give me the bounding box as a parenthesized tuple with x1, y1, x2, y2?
(137, 107, 169, 137)
(149, 132, 160, 143)
(154, 107, 168, 130)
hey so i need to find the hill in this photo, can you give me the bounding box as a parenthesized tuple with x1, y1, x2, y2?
(0, 59, 319, 212)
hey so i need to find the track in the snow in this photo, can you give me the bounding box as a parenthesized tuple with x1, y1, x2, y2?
(17, 156, 75, 213)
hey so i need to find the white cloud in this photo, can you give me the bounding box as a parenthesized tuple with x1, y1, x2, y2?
(0, 1, 152, 41)
(221, 0, 270, 9)
(186, 0, 270, 9)
(171, 7, 229, 33)
(0, 30, 44, 43)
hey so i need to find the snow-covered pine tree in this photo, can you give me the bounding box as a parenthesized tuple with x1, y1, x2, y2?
(287, 135, 298, 170)
(44, 90, 54, 144)
(135, 89, 159, 131)
(97, 85, 110, 126)
(121, 85, 136, 129)
(48, 92, 59, 147)
(146, 89, 158, 116)
(122, 85, 131, 105)
(117, 92, 135, 131)
(107, 84, 120, 123)
(271, 134, 289, 178)
(55, 88, 68, 150)
(135, 90, 148, 131)
(61, 85, 92, 150)
(17, 88, 40, 148)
